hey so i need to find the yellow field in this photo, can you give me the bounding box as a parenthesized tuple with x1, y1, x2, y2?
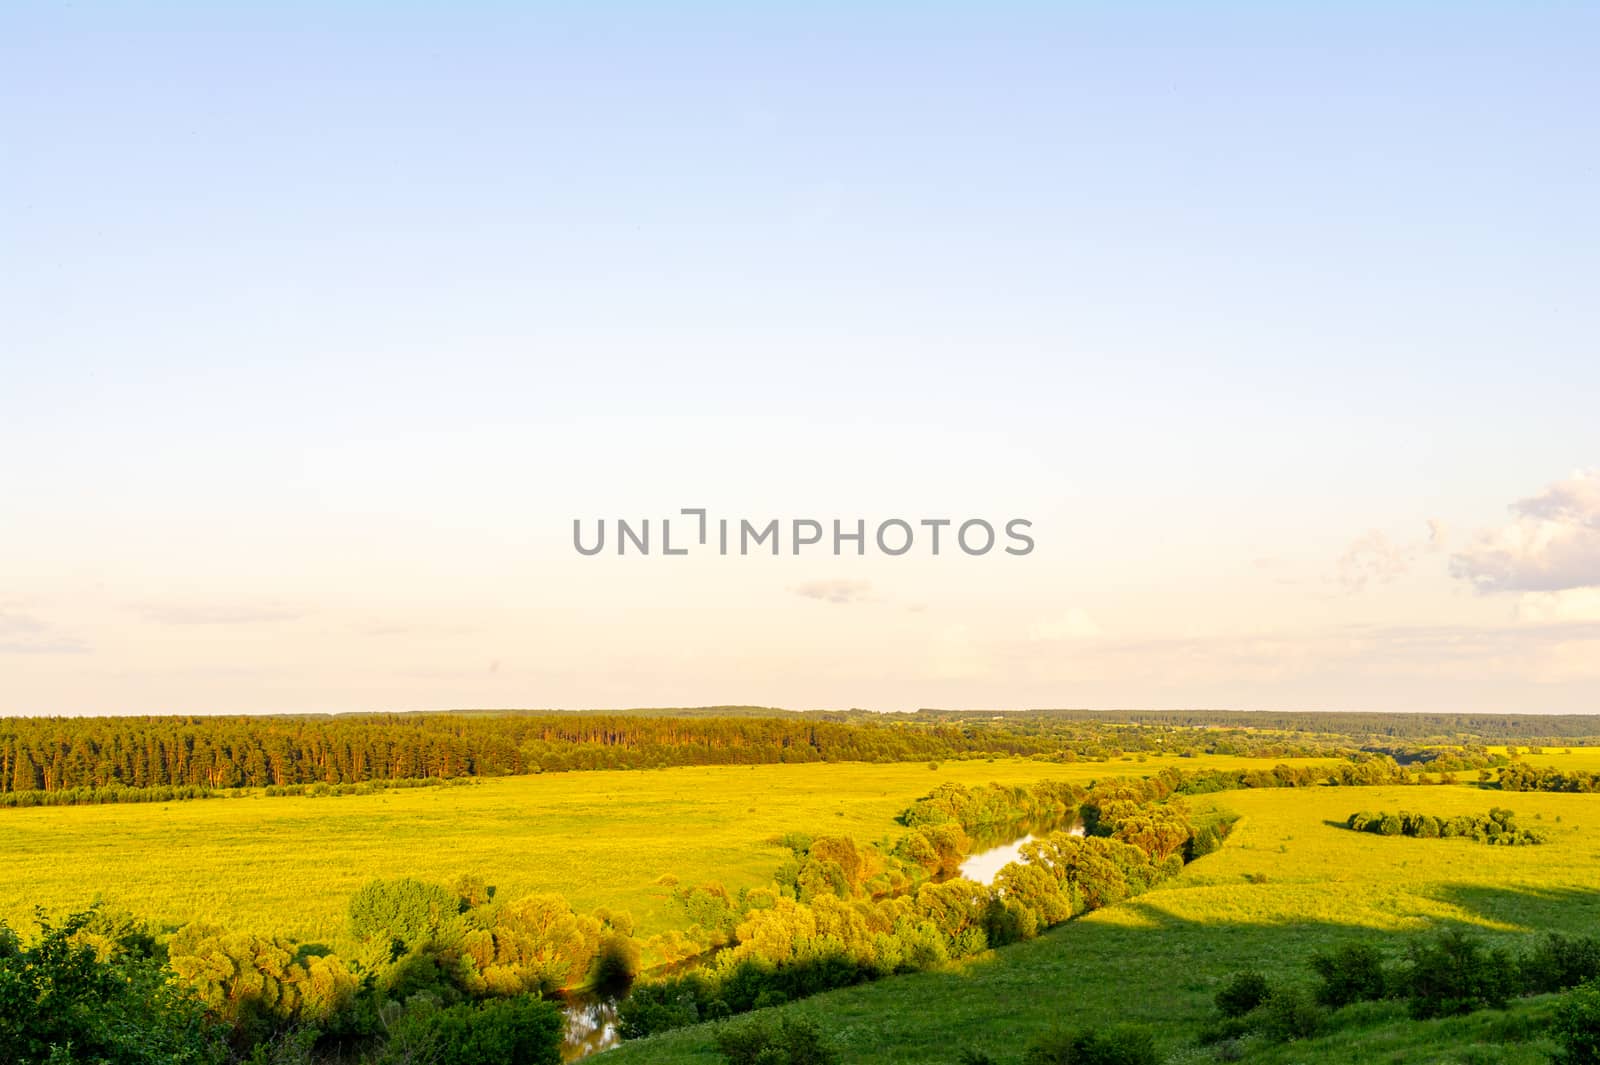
(3, 753, 1331, 950)
(1496, 746, 1600, 772)
(1126, 784, 1600, 934)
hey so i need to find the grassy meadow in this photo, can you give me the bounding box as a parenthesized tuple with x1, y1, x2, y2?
(604, 783, 1600, 1065)
(0, 752, 1330, 951)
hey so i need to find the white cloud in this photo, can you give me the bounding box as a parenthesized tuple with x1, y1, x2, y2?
(1451, 470, 1600, 593)
(1336, 531, 1414, 592)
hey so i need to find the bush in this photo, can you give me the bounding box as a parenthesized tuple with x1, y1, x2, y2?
(616, 977, 711, 1038)
(1522, 933, 1600, 995)
(588, 932, 640, 991)
(715, 1015, 840, 1065)
(375, 996, 562, 1065)
(0, 911, 225, 1065)
(1256, 986, 1324, 1042)
(1021, 1025, 1159, 1065)
(347, 878, 461, 954)
(1554, 980, 1600, 1065)
(1214, 971, 1270, 1018)
(1310, 942, 1388, 1007)
(1399, 929, 1518, 1018)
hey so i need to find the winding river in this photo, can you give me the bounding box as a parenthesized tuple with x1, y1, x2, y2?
(558, 815, 1083, 1059)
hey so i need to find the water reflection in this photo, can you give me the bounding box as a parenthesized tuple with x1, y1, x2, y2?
(560, 990, 620, 1061)
(956, 817, 1084, 886)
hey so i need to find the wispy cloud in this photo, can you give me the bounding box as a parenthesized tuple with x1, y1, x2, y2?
(355, 621, 479, 638)
(1335, 520, 1447, 592)
(0, 609, 90, 654)
(1451, 470, 1600, 594)
(792, 579, 874, 605)
(136, 603, 304, 625)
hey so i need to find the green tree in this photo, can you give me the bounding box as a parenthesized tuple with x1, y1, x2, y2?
(0, 910, 224, 1065)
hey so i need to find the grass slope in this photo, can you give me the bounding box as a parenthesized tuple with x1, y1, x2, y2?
(604, 784, 1600, 1064)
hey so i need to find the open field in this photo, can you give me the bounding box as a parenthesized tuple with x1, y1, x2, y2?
(605, 783, 1600, 1064)
(0, 753, 1336, 950)
(1495, 746, 1600, 772)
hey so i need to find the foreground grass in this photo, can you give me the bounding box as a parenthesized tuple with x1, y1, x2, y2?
(0, 753, 1325, 949)
(604, 785, 1600, 1064)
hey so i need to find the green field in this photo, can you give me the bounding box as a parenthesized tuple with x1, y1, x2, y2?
(1, 753, 1328, 950)
(604, 784, 1600, 1064)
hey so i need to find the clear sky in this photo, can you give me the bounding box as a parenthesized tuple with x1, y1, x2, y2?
(2, 3, 1597, 715)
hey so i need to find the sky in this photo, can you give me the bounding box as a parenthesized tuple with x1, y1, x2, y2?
(2, 3, 1597, 716)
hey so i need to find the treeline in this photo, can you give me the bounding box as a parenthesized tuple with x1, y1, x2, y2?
(1345, 807, 1550, 845)
(0, 775, 472, 808)
(3, 708, 1594, 798)
(1499, 762, 1600, 793)
(0, 711, 1360, 796)
(996, 708, 1600, 745)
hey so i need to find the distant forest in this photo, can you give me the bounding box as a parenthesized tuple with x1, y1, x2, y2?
(0, 707, 1594, 796)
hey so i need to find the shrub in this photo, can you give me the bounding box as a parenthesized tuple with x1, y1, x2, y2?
(347, 878, 461, 953)
(1256, 986, 1325, 1042)
(1554, 980, 1600, 1065)
(1021, 1025, 1159, 1065)
(0, 911, 225, 1065)
(1521, 933, 1600, 995)
(1399, 929, 1518, 1018)
(616, 977, 711, 1038)
(715, 1016, 840, 1065)
(588, 932, 640, 991)
(1214, 971, 1271, 1018)
(375, 996, 562, 1065)
(1310, 942, 1388, 1007)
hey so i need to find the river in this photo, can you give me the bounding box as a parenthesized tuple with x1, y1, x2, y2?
(558, 817, 1082, 1059)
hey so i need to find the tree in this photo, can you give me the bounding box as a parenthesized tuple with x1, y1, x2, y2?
(1554, 979, 1600, 1065)
(0, 910, 224, 1065)
(348, 878, 462, 956)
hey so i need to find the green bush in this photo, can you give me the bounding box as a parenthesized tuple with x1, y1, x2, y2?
(1256, 986, 1325, 1042)
(1310, 942, 1388, 1007)
(714, 1015, 840, 1065)
(1521, 933, 1600, 995)
(1554, 980, 1600, 1065)
(0, 911, 224, 1065)
(1214, 971, 1270, 1018)
(1021, 1025, 1159, 1065)
(1399, 929, 1518, 1018)
(375, 996, 562, 1065)
(588, 932, 640, 991)
(347, 878, 461, 955)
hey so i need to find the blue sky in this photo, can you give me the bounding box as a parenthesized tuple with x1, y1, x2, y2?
(2, 3, 1597, 714)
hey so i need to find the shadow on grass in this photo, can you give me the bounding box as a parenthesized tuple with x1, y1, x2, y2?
(601, 881, 1600, 1065)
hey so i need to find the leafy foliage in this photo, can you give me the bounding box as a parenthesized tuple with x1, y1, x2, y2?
(1214, 970, 1270, 1018)
(1020, 1025, 1159, 1065)
(714, 1015, 840, 1065)
(0, 910, 224, 1065)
